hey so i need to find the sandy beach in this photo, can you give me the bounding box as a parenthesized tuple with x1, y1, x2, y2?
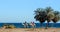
(0, 28, 60, 32)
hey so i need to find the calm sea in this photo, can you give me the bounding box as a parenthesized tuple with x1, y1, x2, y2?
(0, 23, 60, 28)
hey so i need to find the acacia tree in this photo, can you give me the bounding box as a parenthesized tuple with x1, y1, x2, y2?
(34, 7, 60, 28)
(45, 7, 54, 28)
(52, 11, 60, 27)
(34, 8, 47, 27)
(52, 11, 60, 23)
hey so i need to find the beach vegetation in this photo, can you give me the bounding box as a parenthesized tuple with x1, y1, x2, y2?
(34, 7, 60, 29)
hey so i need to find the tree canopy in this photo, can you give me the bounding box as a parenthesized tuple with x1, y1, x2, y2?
(34, 7, 60, 28)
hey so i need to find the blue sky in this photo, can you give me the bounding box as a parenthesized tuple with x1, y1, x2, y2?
(0, 0, 60, 23)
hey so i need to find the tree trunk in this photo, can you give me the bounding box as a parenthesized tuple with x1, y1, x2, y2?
(45, 21, 49, 29)
(40, 23, 43, 28)
(51, 23, 53, 28)
(54, 23, 56, 28)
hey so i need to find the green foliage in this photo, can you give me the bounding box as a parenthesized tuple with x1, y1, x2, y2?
(34, 7, 60, 28)
(3, 24, 15, 29)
